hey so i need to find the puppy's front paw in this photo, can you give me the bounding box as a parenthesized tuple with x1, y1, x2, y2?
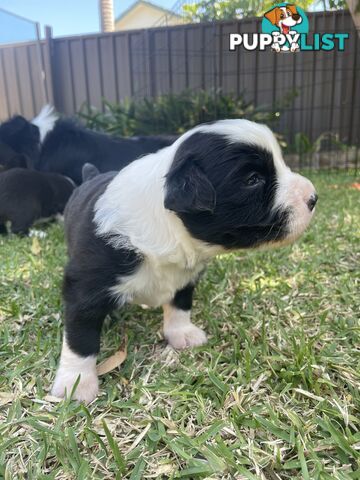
(51, 368, 99, 403)
(165, 323, 207, 350)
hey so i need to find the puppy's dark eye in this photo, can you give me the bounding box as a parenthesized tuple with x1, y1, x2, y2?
(245, 173, 261, 186)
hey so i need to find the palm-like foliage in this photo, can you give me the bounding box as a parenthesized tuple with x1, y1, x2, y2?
(79, 89, 284, 136)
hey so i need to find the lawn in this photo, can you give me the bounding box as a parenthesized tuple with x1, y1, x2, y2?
(0, 171, 359, 479)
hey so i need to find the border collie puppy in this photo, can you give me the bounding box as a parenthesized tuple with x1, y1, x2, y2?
(0, 115, 40, 170)
(51, 119, 318, 403)
(0, 169, 75, 235)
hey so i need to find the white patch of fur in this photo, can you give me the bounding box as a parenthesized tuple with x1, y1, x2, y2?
(51, 338, 98, 403)
(109, 257, 207, 307)
(29, 229, 47, 238)
(95, 145, 221, 308)
(31, 104, 58, 143)
(272, 170, 316, 243)
(163, 304, 207, 349)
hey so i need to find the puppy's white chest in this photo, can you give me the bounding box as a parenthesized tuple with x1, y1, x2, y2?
(110, 257, 206, 307)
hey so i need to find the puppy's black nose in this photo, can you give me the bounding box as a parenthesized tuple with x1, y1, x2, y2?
(292, 13, 300, 20)
(307, 192, 318, 211)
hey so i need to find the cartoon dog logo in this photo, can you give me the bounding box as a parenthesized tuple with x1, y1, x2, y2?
(264, 4, 303, 52)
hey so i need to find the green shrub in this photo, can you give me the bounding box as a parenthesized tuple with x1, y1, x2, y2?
(78, 89, 284, 137)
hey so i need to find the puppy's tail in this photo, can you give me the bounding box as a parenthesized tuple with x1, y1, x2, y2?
(82, 163, 100, 183)
(31, 104, 58, 143)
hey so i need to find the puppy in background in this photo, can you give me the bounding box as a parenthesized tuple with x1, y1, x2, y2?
(0, 106, 177, 182)
(51, 119, 318, 403)
(0, 115, 40, 170)
(0, 169, 75, 235)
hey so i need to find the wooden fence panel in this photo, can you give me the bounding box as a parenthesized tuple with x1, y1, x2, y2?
(0, 11, 358, 149)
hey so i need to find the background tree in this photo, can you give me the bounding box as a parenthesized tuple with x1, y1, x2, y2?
(182, 0, 347, 22)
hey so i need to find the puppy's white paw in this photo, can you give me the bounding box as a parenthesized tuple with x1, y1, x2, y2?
(165, 323, 207, 350)
(51, 368, 99, 403)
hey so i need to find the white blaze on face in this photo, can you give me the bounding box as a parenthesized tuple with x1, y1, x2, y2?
(280, 7, 297, 27)
(273, 167, 316, 244)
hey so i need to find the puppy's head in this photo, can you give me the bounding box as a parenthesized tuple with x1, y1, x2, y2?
(0, 115, 40, 170)
(265, 5, 302, 29)
(164, 120, 317, 250)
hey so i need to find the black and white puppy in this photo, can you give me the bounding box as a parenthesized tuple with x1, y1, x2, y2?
(52, 119, 318, 403)
(0, 106, 177, 183)
(0, 168, 75, 235)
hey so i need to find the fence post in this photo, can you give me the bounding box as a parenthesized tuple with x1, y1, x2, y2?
(44, 25, 55, 106)
(146, 30, 155, 97)
(35, 22, 48, 107)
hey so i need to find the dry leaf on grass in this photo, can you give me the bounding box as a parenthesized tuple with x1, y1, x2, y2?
(0, 392, 15, 405)
(97, 338, 127, 375)
(31, 237, 41, 255)
(43, 394, 63, 403)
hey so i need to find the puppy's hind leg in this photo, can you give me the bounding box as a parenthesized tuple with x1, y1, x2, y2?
(52, 269, 113, 403)
(163, 284, 207, 350)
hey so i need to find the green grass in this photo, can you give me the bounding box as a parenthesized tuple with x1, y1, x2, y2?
(0, 171, 359, 479)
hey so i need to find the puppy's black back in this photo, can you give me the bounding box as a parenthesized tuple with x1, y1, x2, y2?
(38, 119, 177, 184)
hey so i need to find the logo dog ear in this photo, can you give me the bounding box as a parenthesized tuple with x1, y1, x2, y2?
(287, 4, 298, 14)
(164, 155, 216, 214)
(264, 7, 279, 25)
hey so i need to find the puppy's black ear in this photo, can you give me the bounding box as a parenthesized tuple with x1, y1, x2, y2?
(164, 156, 216, 214)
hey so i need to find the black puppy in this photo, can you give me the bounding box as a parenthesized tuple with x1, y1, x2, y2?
(0, 169, 75, 235)
(0, 115, 40, 170)
(38, 118, 178, 184)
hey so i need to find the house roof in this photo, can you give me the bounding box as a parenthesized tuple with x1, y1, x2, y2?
(115, 0, 181, 23)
